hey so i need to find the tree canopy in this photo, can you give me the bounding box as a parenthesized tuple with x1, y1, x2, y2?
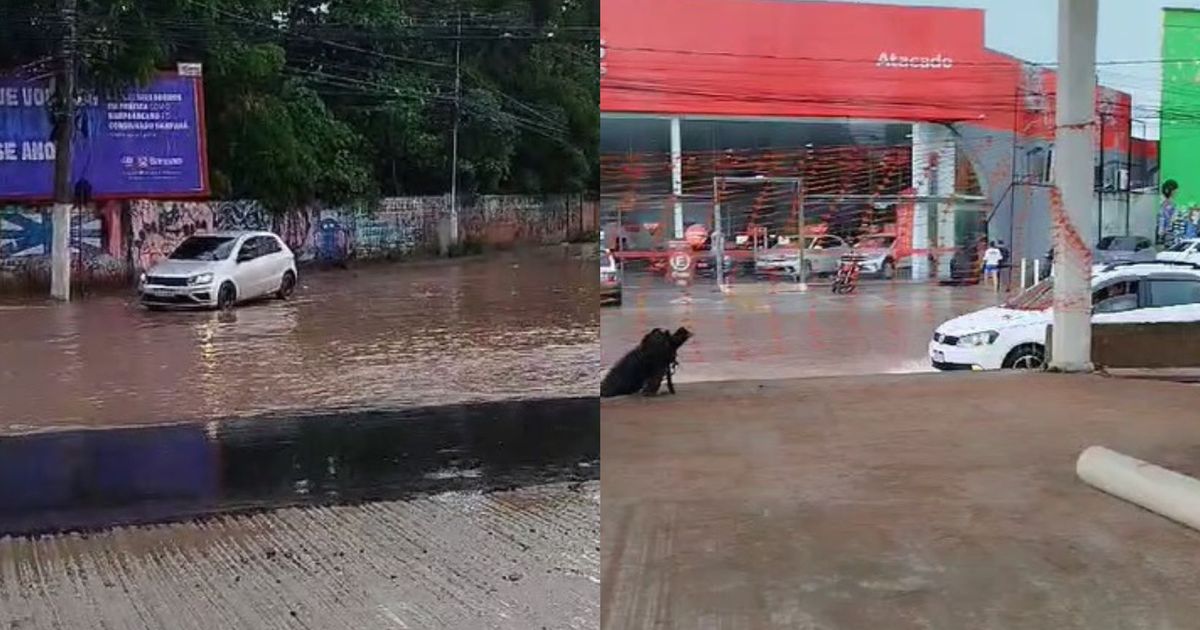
(0, 0, 598, 211)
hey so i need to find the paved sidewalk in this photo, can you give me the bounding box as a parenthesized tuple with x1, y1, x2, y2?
(602, 372, 1200, 629)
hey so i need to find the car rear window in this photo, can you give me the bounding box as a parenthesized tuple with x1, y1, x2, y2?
(1148, 280, 1200, 308)
(1098, 236, 1136, 251)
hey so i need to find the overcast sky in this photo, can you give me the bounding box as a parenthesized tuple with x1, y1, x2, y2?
(840, 0, 1200, 138)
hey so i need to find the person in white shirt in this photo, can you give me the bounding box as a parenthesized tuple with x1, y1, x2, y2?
(982, 241, 1003, 291)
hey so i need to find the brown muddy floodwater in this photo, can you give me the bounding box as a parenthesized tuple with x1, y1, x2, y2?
(0, 248, 599, 433)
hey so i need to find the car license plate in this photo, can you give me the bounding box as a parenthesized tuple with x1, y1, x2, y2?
(932, 350, 945, 363)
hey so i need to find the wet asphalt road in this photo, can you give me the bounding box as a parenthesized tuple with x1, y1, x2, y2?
(0, 396, 599, 538)
(0, 248, 599, 433)
(601, 273, 1001, 383)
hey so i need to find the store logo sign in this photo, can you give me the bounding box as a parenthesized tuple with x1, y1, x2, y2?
(876, 52, 954, 69)
(600, 39, 607, 76)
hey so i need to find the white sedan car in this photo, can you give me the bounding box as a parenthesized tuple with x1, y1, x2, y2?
(930, 261, 1200, 370)
(754, 234, 850, 277)
(139, 231, 298, 310)
(1157, 238, 1200, 264)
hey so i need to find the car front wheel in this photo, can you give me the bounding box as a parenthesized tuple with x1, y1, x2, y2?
(276, 271, 297, 299)
(217, 282, 237, 311)
(1003, 344, 1046, 370)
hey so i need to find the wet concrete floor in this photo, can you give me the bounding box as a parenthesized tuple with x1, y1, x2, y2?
(1, 480, 599, 630)
(0, 248, 599, 432)
(602, 372, 1200, 629)
(602, 274, 999, 383)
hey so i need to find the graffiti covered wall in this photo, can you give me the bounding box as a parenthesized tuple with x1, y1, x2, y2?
(460, 195, 595, 247)
(0, 203, 127, 290)
(129, 201, 216, 271)
(2, 194, 595, 290)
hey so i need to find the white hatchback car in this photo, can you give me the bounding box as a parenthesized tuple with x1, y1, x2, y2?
(139, 231, 298, 310)
(930, 261, 1200, 370)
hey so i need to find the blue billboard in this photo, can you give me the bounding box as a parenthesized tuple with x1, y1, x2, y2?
(0, 74, 209, 200)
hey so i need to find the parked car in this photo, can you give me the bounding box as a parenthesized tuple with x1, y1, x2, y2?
(1157, 238, 1200, 264)
(1095, 235, 1156, 265)
(601, 249, 622, 306)
(929, 261, 1200, 371)
(694, 249, 735, 278)
(693, 236, 745, 278)
(754, 234, 850, 278)
(845, 234, 908, 279)
(139, 231, 298, 310)
(944, 244, 983, 285)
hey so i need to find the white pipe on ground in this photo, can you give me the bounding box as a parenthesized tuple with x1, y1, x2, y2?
(1076, 446, 1200, 532)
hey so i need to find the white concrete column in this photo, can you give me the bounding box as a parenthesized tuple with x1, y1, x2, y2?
(50, 204, 71, 301)
(911, 200, 929, 279)
(1051, 0, 1097, 372)
(911, 123, 956, 280)
(936, 201, 956, 280)
(670, 117, 684, 239)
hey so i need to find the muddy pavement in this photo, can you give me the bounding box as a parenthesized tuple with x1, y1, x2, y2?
(0, 247, 599, 432)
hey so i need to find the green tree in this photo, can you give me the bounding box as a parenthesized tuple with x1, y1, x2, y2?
(0, 0, 599, 207)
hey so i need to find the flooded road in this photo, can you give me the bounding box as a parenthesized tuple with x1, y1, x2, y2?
(0, 248, 599, 432)
(601, 275, 999, 383)
(0, 249, 601, 628)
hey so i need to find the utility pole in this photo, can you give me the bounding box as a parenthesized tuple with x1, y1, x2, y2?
(1097, 103, 1105, 245)
(449, 8, 462, 250)
(1051, 0, 1098, 372)
(50, 0, 78, 301)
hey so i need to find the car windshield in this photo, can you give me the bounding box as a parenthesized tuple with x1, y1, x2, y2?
(858, 236, 895, 249)
(169, 236, 236, 261)
(1004, 279, 1055, 310)
(1166, 240, 1196, 253)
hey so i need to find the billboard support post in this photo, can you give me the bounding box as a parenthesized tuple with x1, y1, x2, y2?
(50, 0, 78, 302)
(1050, 0, 1097, 372)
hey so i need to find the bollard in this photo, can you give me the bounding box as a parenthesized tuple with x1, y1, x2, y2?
(1034, 259, 1041, 283)
(1020, 258, 1028, 290)
(1077, 446, 1200, 532)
